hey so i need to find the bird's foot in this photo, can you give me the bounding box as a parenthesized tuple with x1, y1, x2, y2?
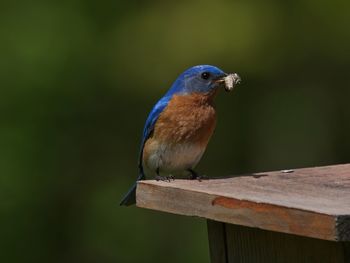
(187, 169, 209, 181)
(155, 175, 175, 182)
(191, 174, 209, 182)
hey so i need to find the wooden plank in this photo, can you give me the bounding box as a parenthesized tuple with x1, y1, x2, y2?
(224, 223, 349, 263)
(136, 163, 350, 241)
(207, 220, 228, 263)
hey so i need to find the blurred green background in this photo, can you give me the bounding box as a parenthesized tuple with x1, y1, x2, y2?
(1, 0, 350, 262)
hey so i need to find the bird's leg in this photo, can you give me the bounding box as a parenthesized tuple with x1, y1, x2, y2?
(187, 169, 208, 181)
(155, 167, 163, 181)
(155, 167, 174, 182)
(188, 168, 198, 180)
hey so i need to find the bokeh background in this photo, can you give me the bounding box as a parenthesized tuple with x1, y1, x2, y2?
(1, 0, 350, 262)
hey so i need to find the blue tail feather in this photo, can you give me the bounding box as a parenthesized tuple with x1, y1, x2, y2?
(120, 168, 145, 206)
(119, 182, 137, 206)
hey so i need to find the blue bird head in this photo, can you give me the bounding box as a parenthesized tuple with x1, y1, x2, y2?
(166, 65, 239, 96)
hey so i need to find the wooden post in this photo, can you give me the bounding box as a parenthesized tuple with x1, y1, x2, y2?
(136, 163, 350, 262)
(207, 220, 350, 263)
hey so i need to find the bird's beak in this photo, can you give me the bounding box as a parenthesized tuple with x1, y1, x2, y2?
(214, 73, 241, 92)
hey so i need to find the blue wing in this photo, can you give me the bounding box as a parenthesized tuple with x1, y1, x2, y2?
(119, 95, 172, 206)
(138, 95, 172, 172)
(120, 76, 183, 206)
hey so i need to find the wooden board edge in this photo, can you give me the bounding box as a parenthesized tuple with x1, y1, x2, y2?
(136, 181, 341, 241)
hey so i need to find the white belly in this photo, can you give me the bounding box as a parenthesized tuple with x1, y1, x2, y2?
(144, 141, 206, 174)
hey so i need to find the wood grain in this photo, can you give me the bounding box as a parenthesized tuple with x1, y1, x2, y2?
(207, 220, 228, 263)
(136, 163, 350, 241)
(222, 222, 349, 263)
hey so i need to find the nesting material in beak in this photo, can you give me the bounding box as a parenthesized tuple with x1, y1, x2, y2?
(223, 73, 241, 92)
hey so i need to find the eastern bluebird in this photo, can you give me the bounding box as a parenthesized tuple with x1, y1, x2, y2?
(120, 65, 240, 206)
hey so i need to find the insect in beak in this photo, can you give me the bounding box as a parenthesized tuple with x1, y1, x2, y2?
(214, 73, 241, 91)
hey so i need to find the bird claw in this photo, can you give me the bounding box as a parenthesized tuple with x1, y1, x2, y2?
(190, 175, 209, 182)
(197, 175, 209, 181)
(155, 175, 174, 182)
(188, 173, 208, 181)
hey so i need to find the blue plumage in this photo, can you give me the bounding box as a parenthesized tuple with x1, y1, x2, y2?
(140, 96, 171, 157)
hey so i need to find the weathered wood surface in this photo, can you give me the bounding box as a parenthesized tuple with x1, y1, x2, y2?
(208, 220, 350, 263)
(136, 163, 350, 241)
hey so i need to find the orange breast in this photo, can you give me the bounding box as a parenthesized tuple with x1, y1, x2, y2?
(153, 92, 217, 146)
(142, 92, 218, 173)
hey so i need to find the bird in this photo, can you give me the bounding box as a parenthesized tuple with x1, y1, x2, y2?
(120, 65, 240, 206)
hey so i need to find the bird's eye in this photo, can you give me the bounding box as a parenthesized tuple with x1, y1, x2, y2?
(201, 72, 210, 80)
